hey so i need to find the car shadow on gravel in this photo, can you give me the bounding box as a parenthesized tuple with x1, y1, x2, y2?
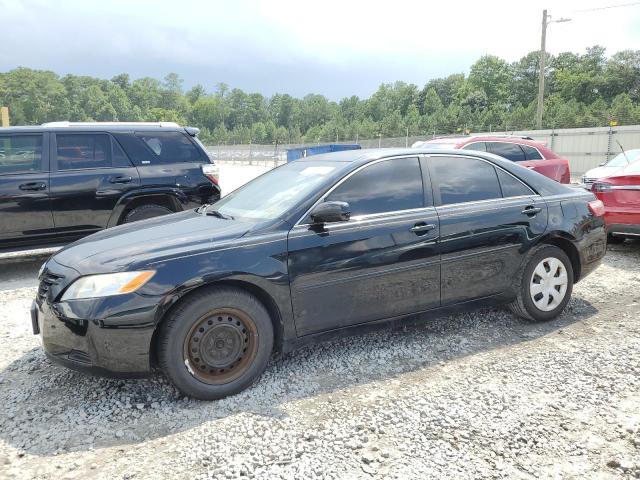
(0, 294, 600, 457)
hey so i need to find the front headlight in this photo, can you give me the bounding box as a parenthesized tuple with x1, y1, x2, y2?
(61, 271, 155, 301)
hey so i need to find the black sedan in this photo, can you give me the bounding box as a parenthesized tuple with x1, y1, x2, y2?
(33, 149, 607, 399)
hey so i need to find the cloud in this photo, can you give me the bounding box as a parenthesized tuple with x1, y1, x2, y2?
(1, 0, 639, 99)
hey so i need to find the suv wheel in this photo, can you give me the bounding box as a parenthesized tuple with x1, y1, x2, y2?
(509, 245, 574, 322)
(123, 204, 172, 223)
(158, 287, 274, 400)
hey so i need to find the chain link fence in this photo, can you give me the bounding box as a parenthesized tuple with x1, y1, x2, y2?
(207, 124, 640, 175)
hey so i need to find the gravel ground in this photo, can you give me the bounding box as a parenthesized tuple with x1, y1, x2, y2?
(0, 240, 639, 480)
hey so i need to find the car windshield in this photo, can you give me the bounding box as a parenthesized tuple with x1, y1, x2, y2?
(209, 161, 340, 220)
(607, 150, 640, 167)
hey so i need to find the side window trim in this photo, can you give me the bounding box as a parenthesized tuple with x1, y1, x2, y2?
(52, 132, 115, 172)
(495, 165, 537, 197)
(294, 156, 426, 226)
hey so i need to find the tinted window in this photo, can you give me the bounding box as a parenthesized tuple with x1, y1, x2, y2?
(497, 169, 534, 197)
(57, 134, 111, 170)
(0, 135, 42, 174)
(463, 142, 486, 152)
(521, 145, 543, 160)
(430, 157, 501, 205)
(136, 132, 202, 164)
(112, 138, 132, 167)
(488, 142, 526, 161)
(326, 157, 423, 216)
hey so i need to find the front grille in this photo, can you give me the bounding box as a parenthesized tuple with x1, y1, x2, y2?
(37, 271, 65, 301)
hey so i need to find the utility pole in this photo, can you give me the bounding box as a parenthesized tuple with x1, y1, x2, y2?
(535, 10, 548, 130)
(535, 10, 571, 129)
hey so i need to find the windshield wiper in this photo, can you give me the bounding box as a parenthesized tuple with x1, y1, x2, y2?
(205, 209, 234, 220)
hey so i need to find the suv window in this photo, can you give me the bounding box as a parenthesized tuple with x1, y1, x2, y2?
(136, 132, 203, 164)
(497, 169, 534, 197)
(462, 142, 486, 152)
(487, 142, 526, 161)
(57, 134, 111, 170)
(0, 135, 43, 174)
(430, 156, 502, 205)
(326, 157, 424, 216)
(521, 144, 543, 160)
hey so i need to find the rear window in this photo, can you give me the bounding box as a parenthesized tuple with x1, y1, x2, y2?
(521, 145, 543, 160)
(136, 132, 203, 164)
(0, 135, 43, 174)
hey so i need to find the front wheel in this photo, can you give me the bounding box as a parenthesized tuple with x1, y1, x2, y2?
(509, 245, 574, 322)
(158, 287, 274, 400)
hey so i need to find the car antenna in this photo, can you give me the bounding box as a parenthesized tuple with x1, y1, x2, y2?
(616, 139, 631, 164)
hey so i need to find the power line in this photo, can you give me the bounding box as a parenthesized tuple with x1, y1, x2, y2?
(572, 1, 640, 13)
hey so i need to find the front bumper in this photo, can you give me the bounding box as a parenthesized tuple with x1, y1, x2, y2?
(34, 260, 161, 377)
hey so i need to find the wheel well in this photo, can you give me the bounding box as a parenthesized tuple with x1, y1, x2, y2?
(541, 236, 581, 282)
(149, 280, 284, 368)
(118, 194, 181, 225)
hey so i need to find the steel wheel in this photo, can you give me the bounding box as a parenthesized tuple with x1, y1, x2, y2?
(183, 308, 258, 385)
(529, 257, 568, 312)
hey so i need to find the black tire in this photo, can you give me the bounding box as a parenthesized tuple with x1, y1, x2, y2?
(509, 245, 574, 322)
(158, 286, 274, 400)
(607, 234, 626, 245)
(123, 204, 172, 224)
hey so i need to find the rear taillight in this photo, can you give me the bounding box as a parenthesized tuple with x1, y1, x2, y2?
(201, 163, 219, 186)
(588, 199, 605, 217)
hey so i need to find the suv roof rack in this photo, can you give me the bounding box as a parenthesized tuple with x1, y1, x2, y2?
(41, 121, 181, 128)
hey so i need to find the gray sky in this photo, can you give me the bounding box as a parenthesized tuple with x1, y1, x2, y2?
(1, 0, 639, 99)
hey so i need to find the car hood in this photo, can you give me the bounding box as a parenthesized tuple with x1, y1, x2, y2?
(584, 165, 621, 179)
(52, 210, 255, 273)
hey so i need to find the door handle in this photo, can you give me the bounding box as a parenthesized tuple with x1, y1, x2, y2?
(521, 206, 542, 216)
(19, 182, 47, 191)
(109, 176, 133, 184)
(410, 223, 436, 234)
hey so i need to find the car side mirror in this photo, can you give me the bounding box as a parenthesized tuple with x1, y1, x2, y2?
(310, 201, 350, 224)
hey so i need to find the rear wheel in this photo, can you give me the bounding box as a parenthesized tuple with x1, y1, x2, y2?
(158, 287, 273, 400)
(123, 204, 172, 224)
(509, 245, 574, 322)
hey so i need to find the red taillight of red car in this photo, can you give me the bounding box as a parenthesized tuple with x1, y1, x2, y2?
(587, 199, 605, 217)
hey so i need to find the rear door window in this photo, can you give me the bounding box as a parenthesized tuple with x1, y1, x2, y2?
(0, 135, 43, 174)
(487, 142, 526, 162)
(136, 132, 203, 164)
(429, 156, 502, 205)
(521, 145, 544, 160)
(56, 134, 111, 170)
(326, 157, 424, 216)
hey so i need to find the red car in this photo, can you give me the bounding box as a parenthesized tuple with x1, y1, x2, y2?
(592, 159, 640, 243)
(412, 136, 571, 183)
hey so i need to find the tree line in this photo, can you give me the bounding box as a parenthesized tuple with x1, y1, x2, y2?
(1, 46, 639, 145)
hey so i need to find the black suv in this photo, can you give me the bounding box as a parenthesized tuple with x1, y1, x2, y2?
(0, 122, 220, 250)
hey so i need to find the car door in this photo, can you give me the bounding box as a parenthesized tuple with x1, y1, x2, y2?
(287, 156, 440, 336)
(427, 154, 548, 305)
(0, 132, 54, 244)
(49, 132, 140, 232)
